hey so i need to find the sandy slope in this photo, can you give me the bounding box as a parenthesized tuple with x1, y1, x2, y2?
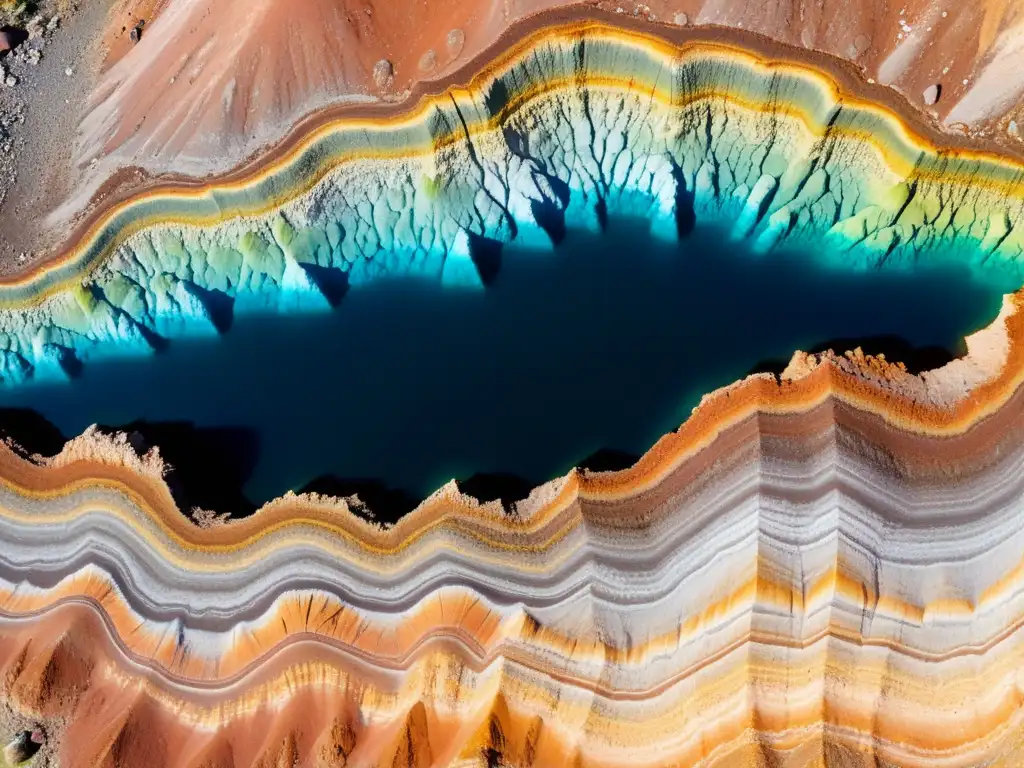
(76, 0, 1024, 179)
(77, 0, 511, 176)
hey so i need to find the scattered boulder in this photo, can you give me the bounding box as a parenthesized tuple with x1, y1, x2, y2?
(672, 12, 689, 25)
(923, 83, 941, 106)
(418, 49, 437, 73)
(847, 34, 872, 58)
(25, 15, 43, 40)
(372, 59, 393, 90)
(129, 19, 145, 44)
(446, 28, 465, 58)
(1009, 120, 1020, 139)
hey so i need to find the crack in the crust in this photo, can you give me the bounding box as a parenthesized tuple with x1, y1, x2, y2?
(578, 74, 609, 202)
(876, 228, 902, 269)
(701, 104, 721, 199)
(448, 95, 516, 240)
(624, 77, 664, 202)
(980, 214, 1014, 267)
(1004, 209, 1024, 263)
(844, 185, 862, 226)
(499, 120, 566, 219)
(892, 179, 919, 226)
(485, 153, 513, 213)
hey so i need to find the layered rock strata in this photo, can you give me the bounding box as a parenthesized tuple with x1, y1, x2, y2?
(1, 21, 1023, 383)
(4, 18, 1024, 767)
(2, 302, 1024, 765)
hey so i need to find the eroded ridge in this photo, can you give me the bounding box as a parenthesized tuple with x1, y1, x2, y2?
(0, 297, 1022, 765)
(0, 21, 1022, 382)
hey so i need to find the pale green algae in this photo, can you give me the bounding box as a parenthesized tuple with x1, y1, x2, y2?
(0, 24, 1023, 384)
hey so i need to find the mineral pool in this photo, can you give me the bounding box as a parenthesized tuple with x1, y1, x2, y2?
(0, 220, 1009, 514)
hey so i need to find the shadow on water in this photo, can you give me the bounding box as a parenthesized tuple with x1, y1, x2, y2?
(300, 264, 351, 308)
(188, 285, 236, 333)
(669, 161, 697, 238)
(108, 421, 261, 517)
(459, 472, 536, 507)
(0, 408, 67, 456)
(0, 412, 261, 517)
(579, 448, 643, 474)
(298, 476, 419, 524)
(0, 220, 1012, 518)
(467, 234, 504, 286)
(301, 472, 551, 524)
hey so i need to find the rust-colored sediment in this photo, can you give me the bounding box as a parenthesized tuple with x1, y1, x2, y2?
(84, 0, 1024, 177)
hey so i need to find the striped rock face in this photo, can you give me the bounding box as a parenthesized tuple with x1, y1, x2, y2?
(4, 17, 1024, 768)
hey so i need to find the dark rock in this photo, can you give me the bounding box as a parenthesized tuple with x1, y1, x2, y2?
(0, 26, 28, 54)
(4, 729, 43, 764)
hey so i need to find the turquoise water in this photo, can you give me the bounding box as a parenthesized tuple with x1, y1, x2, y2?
(0, 222, 1009, 516)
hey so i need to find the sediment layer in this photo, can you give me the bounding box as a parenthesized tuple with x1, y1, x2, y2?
(2, 21, 1024, 383)
(5, 18, 1024, 767)
(4, 313, 1024, 766)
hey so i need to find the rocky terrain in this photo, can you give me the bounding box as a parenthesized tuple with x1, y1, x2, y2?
(0, 0, 105, 267)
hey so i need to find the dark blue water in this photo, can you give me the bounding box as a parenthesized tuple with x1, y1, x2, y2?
(0, 222, 1009, 514)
